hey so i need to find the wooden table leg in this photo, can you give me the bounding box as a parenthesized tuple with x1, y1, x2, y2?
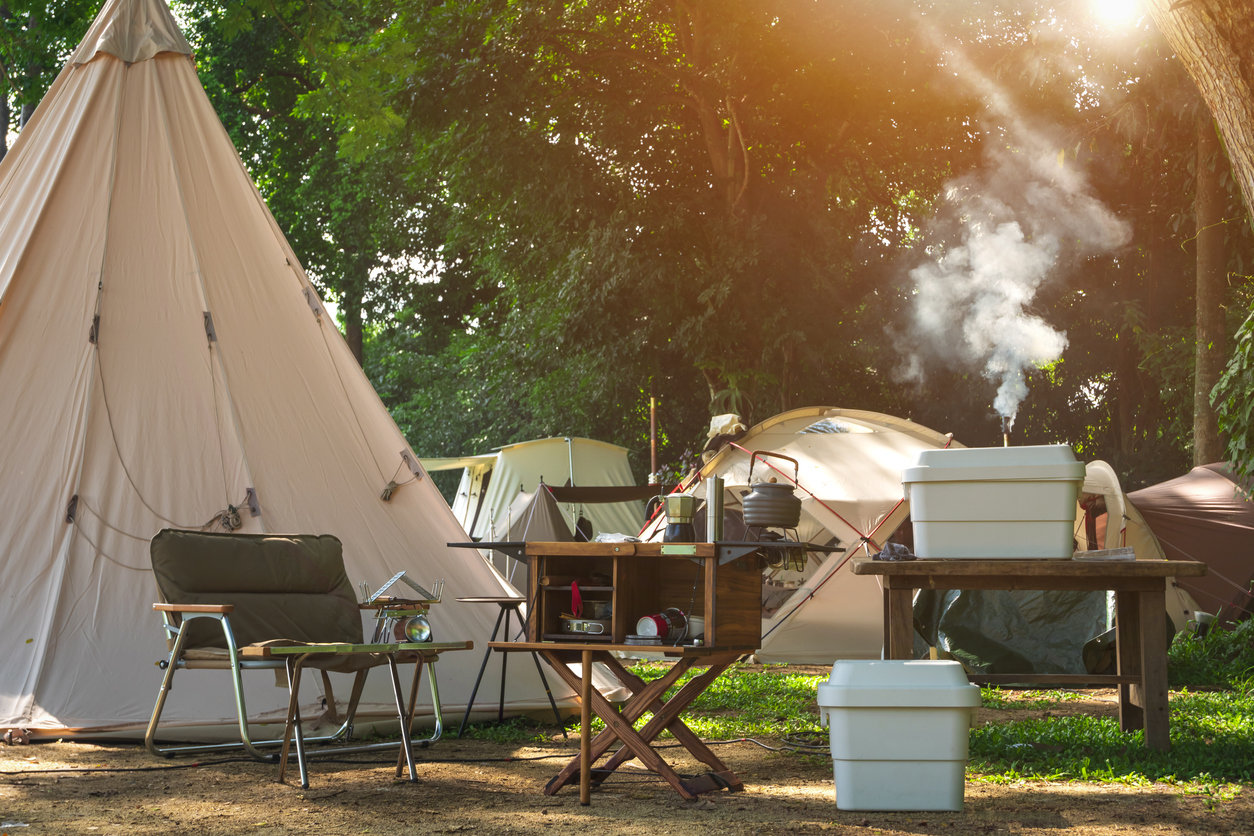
(1115, 590, 1144, 733)
(1138, 587, 1171, 751)
(538, 651, 725, 800)
(540, 652, 688, 796)
(886, 582, 914, 659)
(599, 656, 743, 794)
(580, 649, 592, 806)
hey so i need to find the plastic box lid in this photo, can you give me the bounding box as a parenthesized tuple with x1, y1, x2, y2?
(903, 444, 1084, 484)
(816, 660, 982, 709)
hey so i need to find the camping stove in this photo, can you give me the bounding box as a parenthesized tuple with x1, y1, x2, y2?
(746, 526, 808, 572)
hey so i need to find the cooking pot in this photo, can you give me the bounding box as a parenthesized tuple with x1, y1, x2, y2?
(742, 451, 802, 528)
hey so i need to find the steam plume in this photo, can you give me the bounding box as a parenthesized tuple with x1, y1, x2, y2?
(901, 41, 1130, 430)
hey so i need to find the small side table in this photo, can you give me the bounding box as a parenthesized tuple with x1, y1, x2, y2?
(456, 596, 566, 737)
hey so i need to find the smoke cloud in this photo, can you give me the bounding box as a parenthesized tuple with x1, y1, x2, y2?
(901, 45, 1131, 430)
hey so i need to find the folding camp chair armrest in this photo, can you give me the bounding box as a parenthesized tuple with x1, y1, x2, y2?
(153, 602, 235, 614)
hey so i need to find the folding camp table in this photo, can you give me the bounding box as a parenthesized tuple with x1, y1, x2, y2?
(490, 540, 785, 804)
(241, 640, 470, 788)
(491, 641, 748, 803)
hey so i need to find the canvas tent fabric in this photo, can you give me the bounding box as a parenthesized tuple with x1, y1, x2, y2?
(507, 487, 575, 544)
(497, 486, 575, 589)
(642, 406, 961, 664)
(1128, 463, 1254, 624)
(0, 0, 571, 737)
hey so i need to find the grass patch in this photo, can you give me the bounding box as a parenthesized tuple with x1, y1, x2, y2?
(969, 689, 1254, 789)
(460, 651, 1254, 793)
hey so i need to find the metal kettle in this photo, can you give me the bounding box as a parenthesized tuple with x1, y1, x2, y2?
(742, 451, 802, 528)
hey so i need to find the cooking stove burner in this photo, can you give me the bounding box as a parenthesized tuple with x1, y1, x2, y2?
(746, 526, 807, 572)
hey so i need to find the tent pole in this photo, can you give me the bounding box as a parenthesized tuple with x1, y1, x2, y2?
(649, 397, 658, 484)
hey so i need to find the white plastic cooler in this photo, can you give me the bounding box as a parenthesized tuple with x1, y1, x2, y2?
(817, 660, 981, 811)
(902, 444, 1086, 558)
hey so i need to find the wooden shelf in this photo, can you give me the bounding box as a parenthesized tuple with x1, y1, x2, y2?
(523, 541, 762, 649)
(542, 632, 612, 643)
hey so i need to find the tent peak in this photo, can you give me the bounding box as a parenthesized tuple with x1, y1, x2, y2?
(70, 0, 191, 66)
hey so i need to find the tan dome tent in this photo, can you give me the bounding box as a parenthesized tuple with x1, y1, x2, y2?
(641, 408, 1206, 669)
(0, 0, 571, 738)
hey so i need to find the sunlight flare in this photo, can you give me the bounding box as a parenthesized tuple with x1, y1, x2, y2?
(1093, 0, 1140, 28)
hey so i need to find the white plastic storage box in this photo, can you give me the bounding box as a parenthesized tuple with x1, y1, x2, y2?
(817, 660, 981, 811)
(902, 444, 1085, 558)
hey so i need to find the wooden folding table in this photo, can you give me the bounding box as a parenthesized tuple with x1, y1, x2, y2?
(490, 641, 749, 804)
(493, 539, 780, 803)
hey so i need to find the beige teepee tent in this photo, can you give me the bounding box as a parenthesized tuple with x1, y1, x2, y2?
(0, 0, 570, 737)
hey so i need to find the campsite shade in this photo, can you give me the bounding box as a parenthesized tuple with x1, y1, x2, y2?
(0, 0, 571, 736)
(1128, 463, 1254, 623)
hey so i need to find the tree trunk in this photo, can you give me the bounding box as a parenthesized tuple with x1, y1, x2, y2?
(1147, 2, 1254, 231)
(340, 288, 365, 366)
(0, 94, 8, 162)
(675, 1, 749, 213)
(1193, 114, 1226, 464)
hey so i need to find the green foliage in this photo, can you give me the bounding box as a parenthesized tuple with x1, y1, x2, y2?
(1214, 313, 1254, 487)
(979, 687, 1084, 711)
(286, 0, 983, 467)
(458, 715, 556, 745)
(1169, 619, 1254, 693)
(5, 1, 1248, 482)
(0, 0, 100, 153)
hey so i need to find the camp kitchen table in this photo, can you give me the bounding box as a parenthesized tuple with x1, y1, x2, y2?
(851, 557, 1208, 750)
(489, 540, 821, 804)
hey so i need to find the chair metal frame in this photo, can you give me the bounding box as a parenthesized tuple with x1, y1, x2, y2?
(145, 601, 463, 787)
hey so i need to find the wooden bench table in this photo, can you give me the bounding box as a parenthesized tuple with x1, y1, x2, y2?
(851, 557, 1207, 750)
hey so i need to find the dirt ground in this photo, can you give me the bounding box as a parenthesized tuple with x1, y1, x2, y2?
(2, 689, 1249, 835)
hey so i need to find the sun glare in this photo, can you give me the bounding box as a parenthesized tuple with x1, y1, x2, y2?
(1093, 0, 1140, 28)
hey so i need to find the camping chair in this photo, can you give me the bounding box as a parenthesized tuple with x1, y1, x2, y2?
(144, 528, 471, 787)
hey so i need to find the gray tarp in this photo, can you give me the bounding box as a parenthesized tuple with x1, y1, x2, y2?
(914, 588, 1110, 674)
